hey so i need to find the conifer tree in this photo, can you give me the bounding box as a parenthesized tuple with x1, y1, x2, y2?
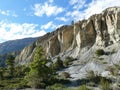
(25, 46, 52, 88)
(6, 54, 15, 77)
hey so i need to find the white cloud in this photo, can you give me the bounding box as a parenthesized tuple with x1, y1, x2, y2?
(69, 0, 86, 9)
(67, 0, 120, 21)
(41, 21, 57, 30)
(84, 0, 120, 19)
(69, 0, 79, 5)
(0, 10, 9, 16)
(33, 2, 64, 17)
(0, 21, 46, 43)
(0, 9, 18, 17)
(31, 30, 46, 37)
(55, 17, 69, 22)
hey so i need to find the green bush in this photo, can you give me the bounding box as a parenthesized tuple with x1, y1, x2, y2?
(46, 83, 66, 90)
(63, 60, 69, 67)
(63, 56, 75, 67)
(0, 78, 28, 89)
(78, 85, 89, 90)
(111, 49, 116, 54)
(46, 83, 76, 90)
(0, 67, 4, 80)
(5, 83, 23, 89)
(86, 71, 111, 85)
(87, 81, 96, 87)
(53, 57, 64, 70)
(95, 49, 105, 56)
(107, 66, 119, 76)
(86, 70, 95, 79)
(100, 78, 110, 90)
(14, 65, 30, 77)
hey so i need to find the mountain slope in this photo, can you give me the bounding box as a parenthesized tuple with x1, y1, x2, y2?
(0, 37, 37, 66)
(0, 38, 37, 54)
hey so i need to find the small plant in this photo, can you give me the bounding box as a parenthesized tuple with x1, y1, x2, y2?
(99, 58, 104, 60)
(107, 66, 119, 76)
(60, 72, 70, 79)
(114, 64, 120, 70)
(0, 67, 4, 80)
(46, 83, 66, 90)
(78, 85, 89, 90)
(111, 49, 116, 54)
(63, 60, 70, 67)
(63, 56, 75, 67)
(100, 78, 110, 90)
(53, 57, 64, 70)
(87, 81, 96, 87)
(102, 61, 108, 64)
(95, 49, 105, 56)
(86, 70, 95, 79)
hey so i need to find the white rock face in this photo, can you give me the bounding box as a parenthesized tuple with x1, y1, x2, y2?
(15, 7, 120, 80)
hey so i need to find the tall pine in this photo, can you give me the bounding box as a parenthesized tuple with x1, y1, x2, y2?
(6, 54, 15, 78)
(25, 46, 52, 88)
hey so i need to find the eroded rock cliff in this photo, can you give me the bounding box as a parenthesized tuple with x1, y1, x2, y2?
(15, 7, 120, 65)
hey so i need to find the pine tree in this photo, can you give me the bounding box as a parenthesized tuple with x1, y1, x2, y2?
(25, 46, 52, 88)
(6, 54, 15, 78)
(0, 67, 4, 80)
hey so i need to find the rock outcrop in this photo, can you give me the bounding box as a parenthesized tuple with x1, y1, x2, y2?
(14, 7, 120, 82)
(15, 7, 120, 67)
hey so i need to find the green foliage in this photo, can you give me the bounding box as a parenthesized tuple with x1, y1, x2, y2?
(0, 67, 4, 80)
(107, 65, 119, 76)
(114, 64, 120, 70)
(46, 83, 78, 90)
(78, 85, 89, 90)
(0, 78, 28, 89)
(53, 57, 64, 70)
(63, 56, 74, 67)
(86, 70, 101, 84)
(95, 49, 105, 56)
(100, 78, 110, 90)
(6, 54, 15, 77)
(111, 49, 116, 54)
(86, 70, 111, 86)
(46, 83, 66, 90)
(102, 61, 108, 64)
(63, 60, 69, 67)
(14, 65, 30, 77)
(86, 70, 95, 79)
(25, 46, 53, 88)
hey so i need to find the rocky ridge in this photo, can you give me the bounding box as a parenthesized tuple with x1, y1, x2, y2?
(15, 7, 120, 82)
(0, 37, 37, 54)
(0, 37, 37, 66)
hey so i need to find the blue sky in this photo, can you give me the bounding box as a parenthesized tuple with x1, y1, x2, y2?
(0, 0, 120, 43)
